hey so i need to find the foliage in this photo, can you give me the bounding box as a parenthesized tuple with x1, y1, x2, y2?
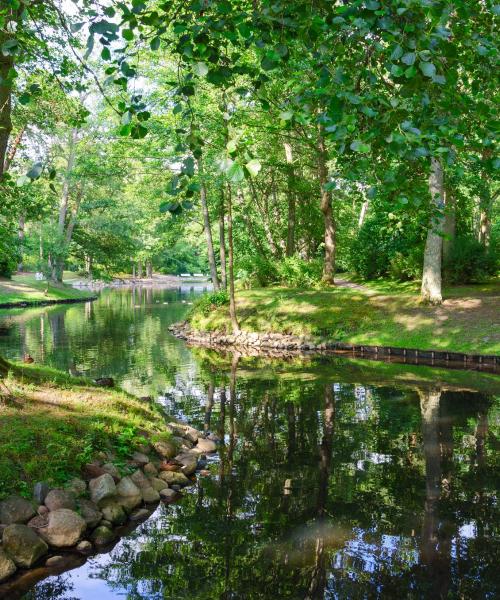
(190, 290, 229, 317)
(444, 237, 498, 284)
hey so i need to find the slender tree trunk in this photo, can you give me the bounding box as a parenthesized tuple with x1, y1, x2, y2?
(227, 185, 239, 332)
(284, 142, 296, 257)
(4, 125, 25, 172)
(219, 191, 227, 290)
(146, 260, 153, 278)
(58, 128, 78, 235)
(317, 128, 335, 284)
(198, 158, 220, 290)
(358, 200, 369, 228)
(132, 264, 136, 279)
(137, 261, 143, 278)
(421, 158, 445, 305)
(0, 52, 14, 178)
(17, 213, 25, 272)
(478, 202, 491, 247)
(442, 186, 455, 264)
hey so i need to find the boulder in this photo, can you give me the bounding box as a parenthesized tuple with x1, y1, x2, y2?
(3, 524, 48, 567)
(0, 496, 36, 525)
(33, 482, 50, 505)
(90, 526, 115, 546)
(82, 463, 106, 480)
(129, 508, 150, 521)
(44, 489, 76, 512)
(153, 439, 177, 459)
(192, 438, 217, 454)
(66, 478, 87, 496)
(0, 548, 16, 582)
(116, 476, 141, 497)
(131, 451, 149, 466)
(141, 487, 160, 504)
(39, 509, 86, 548)
(159, 488, 177, 502)
(99, 520, 113, 529)
(37, 505, 49, 516)
(118, 494, 142, 513)
(149, 477, 168, 492)
(76, 540, 92, 554)
(143, 462, 158, 477)
(45, 555, 68, 568)
(89, 474, 116, 505)
(78, 499, 102, 529)
(94, 377, 114, 387)
(101, 463, 121, 482)
(99, 499, 127, 525)
(158, 471, 191, 486)
(175, 452, 198, 475)
(27, 515, 49, 530)
(130, 469, 150, 490)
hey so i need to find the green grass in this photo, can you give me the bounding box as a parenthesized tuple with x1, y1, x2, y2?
(0, 273, 94, 305)
(189, 279, 500, 355)
(0, 359, 172, 499)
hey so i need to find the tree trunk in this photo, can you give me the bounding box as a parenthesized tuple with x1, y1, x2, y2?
(219, 191, 227, 290)
(227, 185, 239, 332)
(284, 142, 296, 257)
(442, 187, 455, 264)
(17, 213, 25, 272)
(198, 158, 220, 290)
(4, 125, 25, 172)
(58, 128, 78, 236)
(317, 128, 335, 284)
(0, 52, 14, 178)
(146, 260, 153, 278)
(421, 158, 445, 305)
(137, 261, 143, 278)
(358, 200, 369, 228)
(478, 205, 491, 247)
(132, 263, 136, 279)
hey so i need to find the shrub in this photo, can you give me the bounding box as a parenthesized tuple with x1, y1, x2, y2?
(190, 290, 229, 316)
(276, 257, 323, 288)
(444, 237, 498, 284)
(236, 255, 279, 288)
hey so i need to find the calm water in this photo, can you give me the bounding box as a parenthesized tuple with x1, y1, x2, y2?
(0, 287, 498, 599)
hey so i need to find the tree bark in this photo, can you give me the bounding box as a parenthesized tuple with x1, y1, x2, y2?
(227, 185, 239, 332)
(17, 213, 25, 272)
(219, 191, 227, 290)
(58, 128, 78, 236)
(358, 200, 369, 228)
(146, 260, 153, 278)
(421, 158, 445, 305)
(137, 261, 143, 278)
(198, 158, 220, 290)
(0, 52, 14, 178)
(4, 125, 25, 172)
(284, 142, 296, 257)
(442, 186, 455, 264)
(317, 128, 335, 284)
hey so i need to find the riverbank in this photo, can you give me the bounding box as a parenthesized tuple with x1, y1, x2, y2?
(0, 275, 95, 309)
(187, 282, 500, 356)
(0, 358, 217, 589)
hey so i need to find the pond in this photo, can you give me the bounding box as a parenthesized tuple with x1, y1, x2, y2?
(0, 287, 498, 599)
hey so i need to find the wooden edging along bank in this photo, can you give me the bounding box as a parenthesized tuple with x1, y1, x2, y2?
(169, 323, 500, 374)
(0, 296, 98, 310)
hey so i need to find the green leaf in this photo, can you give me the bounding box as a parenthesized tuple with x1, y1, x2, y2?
(1, 38, 19, 55)
(70, 22, 85, 33)
(26, 162, 43, 180)
(150, 37, 161, 51)
(122, 29, 134, 41)
(101, 47, 111, 60)
(401, 52, 416, 66)
(227, 162, 245, 183)
(245, 159, 261, 177)
(390, 64, 404, 77)
(419, 61, 436, 78)
(279, 110, 293, 121)
(404, 65, 417, 78)
(390, 45, 403, 61)
(227, 139, 238, 153)
(18, 92, 31, 105)
(121, 111, 132, 125)
(350, 140, 371, 153)
(193, 62, 209, 77)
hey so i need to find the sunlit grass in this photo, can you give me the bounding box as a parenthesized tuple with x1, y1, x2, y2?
(0, 274, 94, 305)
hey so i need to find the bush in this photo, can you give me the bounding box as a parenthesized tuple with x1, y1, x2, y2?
(190, 290, 229, 316)
(276, 257, 323, 288)
(236, 255, 279, 288)
(444, 237, 498, 284)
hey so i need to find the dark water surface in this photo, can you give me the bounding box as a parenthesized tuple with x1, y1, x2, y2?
(0, 287, 498, 599)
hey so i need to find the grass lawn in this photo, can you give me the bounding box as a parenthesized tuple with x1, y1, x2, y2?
(0, 273, 95, 306)
(0, 359, 173, 499)
(189, 278, 500, 355)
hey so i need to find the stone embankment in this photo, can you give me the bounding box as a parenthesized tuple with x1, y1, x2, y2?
(169, 322, 500, 373)
(0, 421, 218, 593)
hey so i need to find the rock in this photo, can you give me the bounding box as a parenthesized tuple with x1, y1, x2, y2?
(171, 484, 181, 491)
(3, 524, 48, 567)
(149, 477, 168, 492)
(175, 452, 198, 476)
(99, 520, 113, 528)
(192, 438, 217, 454)
(66, 478, 86, 496)
(199, 470, 210, 477)
(27, 515, 49, 530)
(89, 474, 116, 506)
(183, 426, 200, 444)
(0, 548, 16, 582)
(118, 494, 142, 513)
(37, 505, 49, 516)
(78, 499, 102, 529)
(159, 488, 177, 502)
(82, 463, 106, 480)
(90, 526, 115, 546)
(143, 462, 158, 477)
(116, 476, 141, 497)
(131, 451, 149, 466)
(45, 555, 67, 568)
(99, 499, 127, 525)
(0, 524, 5, 539)
(207, 433, 221, 442)
(44, 489, 76, 512)
(159, 461, 182, 472)
(158, 471, 191, 486)
(0, 496, 36, 525)
(39, 509, 86, 548)
(76, 540, 92, 554)
(141, 487, 160, 504)
(130, 469, 150, 490)
(33, 482, 50, 505)
(129, 508, 150, 521)
(153, 439, 177, 459)
(94, 377, 114, 387)
(101, 463, 121, 482)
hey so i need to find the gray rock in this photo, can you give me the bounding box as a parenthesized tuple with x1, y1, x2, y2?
(45, 555, 67, 568)
(33, 482, 50, 505)
(141, 487, 160, 504)
(27, 515, 49, 530)
(101, 463, 120, 481)
(153, 439, 177, 459)
(37, 505, 49, 516)
(0, 496, 36, 525)
(118, 494, 142, 513)
(44, 489, 76, 512)
(0, 524, 5, 539)
(149, 477, 168, 492)
(130, 469, 150, 490)
(116, 476, 141, 497)
(90, 526, 115, 546)
(143, 462, 158, 477)
(192, 437, 217, 454)
(3, 524, 48, 567)
(158, 471, 191, 486)
(159, 488, 177, 501)
(0, 547, 16, 582)
(129, 508, 150, 521)
(99, 519, 113, 528)
(78, 499, 102, 529)
(131, 451, 149, 466)
(175, 452, 198, 475)
(99, 499, 127, 525)
(89, 474, 116, 505)
(66, 478, 87, 496)
(39, 509, 87, 548)
(76, 540, 92, 554)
